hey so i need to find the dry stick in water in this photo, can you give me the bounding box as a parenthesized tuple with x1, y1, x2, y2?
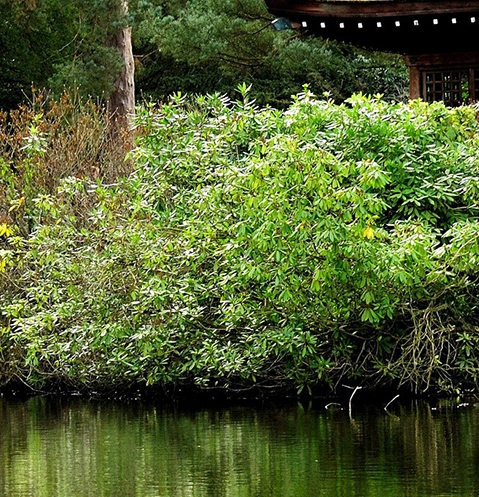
(343, 385, 363, 417)
(325, 403, 343, 410)
(384, 394, 400, 411)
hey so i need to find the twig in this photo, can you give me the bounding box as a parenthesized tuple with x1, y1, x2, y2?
(325, 402, 342, 410)
(384, 394, 400, 411)
(343, 384, 363, 417)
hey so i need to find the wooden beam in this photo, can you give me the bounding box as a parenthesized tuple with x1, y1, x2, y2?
(405, 52, 479, 67)
(264, 0, 479, 19)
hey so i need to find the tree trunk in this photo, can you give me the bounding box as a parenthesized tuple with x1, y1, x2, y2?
(107, 0, 135, 128)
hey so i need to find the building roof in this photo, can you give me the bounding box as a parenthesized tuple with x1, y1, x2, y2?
(265, 0, 479, 53)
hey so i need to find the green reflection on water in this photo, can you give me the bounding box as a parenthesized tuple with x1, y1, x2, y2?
(0, 397, 478, 497)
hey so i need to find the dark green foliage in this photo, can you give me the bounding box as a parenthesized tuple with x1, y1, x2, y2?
(0, 0, 128, 108)
(2, 91, 479, 395)
(135, 0, 408, 107)
(0, 0, 76, 108)
(0, 0, 408, 110)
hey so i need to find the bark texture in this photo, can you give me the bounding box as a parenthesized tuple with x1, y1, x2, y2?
(107, 0, 135, 126)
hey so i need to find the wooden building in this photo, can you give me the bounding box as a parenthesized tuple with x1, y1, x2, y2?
(264, 0, 479, 105)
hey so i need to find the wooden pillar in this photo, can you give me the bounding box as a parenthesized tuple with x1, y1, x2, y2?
(406, 61, 421, 100)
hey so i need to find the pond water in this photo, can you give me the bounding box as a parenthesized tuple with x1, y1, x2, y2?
(0, 395, 478, 497)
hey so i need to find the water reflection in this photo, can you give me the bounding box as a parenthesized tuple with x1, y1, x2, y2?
(0, 396, 478, 497)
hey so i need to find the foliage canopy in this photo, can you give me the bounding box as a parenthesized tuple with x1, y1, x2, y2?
(0, 0, 407, 109)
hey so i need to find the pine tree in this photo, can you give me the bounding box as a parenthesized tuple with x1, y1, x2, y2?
(106, 0, 135, 124)
(0, 0, 407, 111)
(0, 0, 136, 115)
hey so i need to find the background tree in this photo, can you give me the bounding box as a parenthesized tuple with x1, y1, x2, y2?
(134, 0, 408, 107)
(0, 0, 78, 109)
(106, 0, 135, 125)
(0, 0, 134, 110)
(0, 0, 408, 111)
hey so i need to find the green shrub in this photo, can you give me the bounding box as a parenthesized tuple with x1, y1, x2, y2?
(1, 89, 479, 395)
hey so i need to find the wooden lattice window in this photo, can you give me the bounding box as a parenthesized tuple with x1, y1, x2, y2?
(423, 69, 479, 106)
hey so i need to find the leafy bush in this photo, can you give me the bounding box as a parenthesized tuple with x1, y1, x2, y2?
(0, 91, 132, 236)
(1, 89, 479, 395)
